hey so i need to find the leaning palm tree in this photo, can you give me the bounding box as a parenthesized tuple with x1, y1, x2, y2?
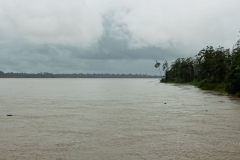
(154, 60, 162, 77)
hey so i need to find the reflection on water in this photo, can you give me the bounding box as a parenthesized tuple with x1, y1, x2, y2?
(0, 79, 240, 160)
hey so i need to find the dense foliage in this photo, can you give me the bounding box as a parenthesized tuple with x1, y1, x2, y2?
(161, 38, 240, 97)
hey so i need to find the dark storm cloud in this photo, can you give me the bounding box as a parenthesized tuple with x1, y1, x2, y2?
(72, 14, 178, 61)
(0, 38, 172, 75)
(74, 36, 175, 60)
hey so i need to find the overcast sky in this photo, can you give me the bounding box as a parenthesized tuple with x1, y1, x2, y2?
(0, 0, 240, 75)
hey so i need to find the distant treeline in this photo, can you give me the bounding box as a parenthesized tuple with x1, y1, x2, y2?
(160, 36, 240, 97)
(0, 71, 160, 78)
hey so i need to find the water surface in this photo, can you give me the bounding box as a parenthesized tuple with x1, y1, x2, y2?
(0, 79, 240, 159)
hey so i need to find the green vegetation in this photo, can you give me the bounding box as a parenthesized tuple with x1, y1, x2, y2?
(160, 32, 240, 97)
(0, 72, 159, 78)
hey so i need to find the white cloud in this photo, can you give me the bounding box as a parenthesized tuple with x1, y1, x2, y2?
(1, 0, 240, 51)
(0, 0, 104, 48)
(107, 0, 240, 51)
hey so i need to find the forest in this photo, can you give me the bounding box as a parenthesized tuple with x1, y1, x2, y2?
(159, 35, 240, 97)
(0, 72, 159, 78)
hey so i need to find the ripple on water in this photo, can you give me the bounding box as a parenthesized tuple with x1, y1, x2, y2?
(0, 79, 240, 160)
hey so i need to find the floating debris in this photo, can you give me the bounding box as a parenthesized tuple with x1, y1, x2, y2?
(6, 114, 13, 116)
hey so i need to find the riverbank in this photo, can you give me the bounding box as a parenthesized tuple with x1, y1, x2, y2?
(158, 39, 240, 98)
(161, 79, 240, 97)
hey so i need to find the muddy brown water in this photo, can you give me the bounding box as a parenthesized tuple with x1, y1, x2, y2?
(0, 78, 240, 160)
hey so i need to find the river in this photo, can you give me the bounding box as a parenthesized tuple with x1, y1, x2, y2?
(0, 78, 240, 160)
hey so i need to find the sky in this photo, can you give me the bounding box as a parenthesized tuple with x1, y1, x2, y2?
(0, 0, 240, 75)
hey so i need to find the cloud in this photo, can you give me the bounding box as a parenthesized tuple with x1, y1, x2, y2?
(1, 0, 240, 50)
(0, 0, 240, 74)
(0, 0, 104, 48)
(107, 0, 240, 50)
